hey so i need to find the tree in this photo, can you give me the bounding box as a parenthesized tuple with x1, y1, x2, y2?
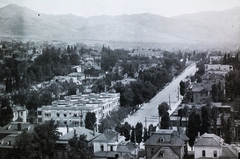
(122, 122, 131, 141)
(68, 134, 90, 159)
(0, 98, 13, 126)
(158, 102, 170, 117)
(85, 112, 96, 130)
(148, 124, 156, 137)
(211, 106, 218, 134)
(34, 120, 61, 159)
(160, 112, 170, 129)
(16, 129, 41, 159)
(135, 122, 143, 145)
(201, 105, 212, 134)
(187, 111, 201, 150)
(143, 128, 148, 142)
(225, 117, 232, 144)
(179, 80, 186, 96)
(130, 126, 135, 143)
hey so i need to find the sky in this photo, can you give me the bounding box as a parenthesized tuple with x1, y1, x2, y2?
(0, 0, 240, 17)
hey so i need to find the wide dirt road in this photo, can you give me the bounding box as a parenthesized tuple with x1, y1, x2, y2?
(123, 63, 198, 127)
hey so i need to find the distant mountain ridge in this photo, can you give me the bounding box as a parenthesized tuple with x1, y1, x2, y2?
(0, 4, 239, 45)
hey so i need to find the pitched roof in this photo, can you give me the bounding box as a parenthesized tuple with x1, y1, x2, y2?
(93, 129, 119, 141)
(2, 122, 34, 131)
(222, 145, 238, 158)
(145, 129, 184, 147)
(194, 133, 223, 147)
(11, 105, 27, 112)
(0, 134, 18, 148)
(59, 127, 101, 141)
(116, 141, 136, 153)
(151, 147, 179, 159)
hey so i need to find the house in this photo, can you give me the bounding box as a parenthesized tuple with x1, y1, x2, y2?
(92, 129, 137, 159)
(145, 129, 186, 159)
(194, 133, 238, 159)
(54, 126, 101, 159)
(0, 122, 34, 159)
(191, 83, 211, 104)
(11, 105, 28, 122)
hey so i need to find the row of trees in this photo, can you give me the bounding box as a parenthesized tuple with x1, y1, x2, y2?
(187, 104, 233, 149)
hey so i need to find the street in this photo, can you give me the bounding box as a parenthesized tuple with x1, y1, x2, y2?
(123, 63, 198, 127)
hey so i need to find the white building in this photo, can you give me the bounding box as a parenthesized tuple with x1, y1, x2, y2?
(11, 106, 28, 122)
(194, 133, 238, 159)
(92, 129, 137, 158)
(204, 64, 233, 76)
(37, 92, 120, 127)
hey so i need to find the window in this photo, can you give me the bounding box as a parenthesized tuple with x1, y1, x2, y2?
(38, 111, 42, 115)
(110, 146, 113, 151)
(202, 150, 205, 157)
(160, 138, 164, 142)
(57, 112, 60, 117)
(20, 112, 23, 116)
(151, 148, 154, 154)
(159, 150, 164, 157)
(214, 150, 217, 157)
(100, 145, 104, 151)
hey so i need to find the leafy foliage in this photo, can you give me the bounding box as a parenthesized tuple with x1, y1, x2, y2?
(158, 102, 170, 117)
(68, 134, 90, 159)
(16, 120, 60, 159)
(135, 122, 143, 144)
(85, 112, 96, 130)
(0, 98, 13, 126)
(201, 105, 212, 134)
(160, 112, 170, 129)
(34, 120, 61, 159)
(187, 111, 201, 148)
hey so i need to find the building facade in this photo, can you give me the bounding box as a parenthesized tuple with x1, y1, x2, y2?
(204, 64, 233, 75)
(37, 92, 120, 127)
(194, 133, 238, 159)
(145, 129, 186, 159)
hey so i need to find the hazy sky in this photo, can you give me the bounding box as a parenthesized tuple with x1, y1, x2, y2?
(0, 0, 240, 17)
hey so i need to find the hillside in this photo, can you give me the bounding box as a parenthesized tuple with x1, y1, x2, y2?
(0, 4, 239, 45)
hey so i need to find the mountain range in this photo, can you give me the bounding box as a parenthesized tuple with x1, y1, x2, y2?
(0, 4, 239, 46)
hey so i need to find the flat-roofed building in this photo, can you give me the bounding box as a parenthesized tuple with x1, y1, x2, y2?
(204, 64, 233, 76)
(37, 92, 120, 127)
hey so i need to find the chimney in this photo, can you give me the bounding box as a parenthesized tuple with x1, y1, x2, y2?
(17, 123, 21, 131)
(67, 125, 69, 133)
(74, 129, 76, 136)
(198, 132, 200, 137)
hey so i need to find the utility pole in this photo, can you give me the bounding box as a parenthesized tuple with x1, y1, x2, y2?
(178, 87, 180, 100)
(169, 94, 171, 110)
(145, 117, 147, 129)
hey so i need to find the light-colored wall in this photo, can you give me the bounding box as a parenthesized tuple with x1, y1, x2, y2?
(13, 110, 27, 122)
(194, 146, 222, 159)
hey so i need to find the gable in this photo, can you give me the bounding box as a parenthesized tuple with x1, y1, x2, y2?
(151, 147, 179, 159)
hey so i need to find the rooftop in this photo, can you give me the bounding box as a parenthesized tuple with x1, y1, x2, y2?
(194, 133, 223, 147)
(59, 126, 100, 141)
